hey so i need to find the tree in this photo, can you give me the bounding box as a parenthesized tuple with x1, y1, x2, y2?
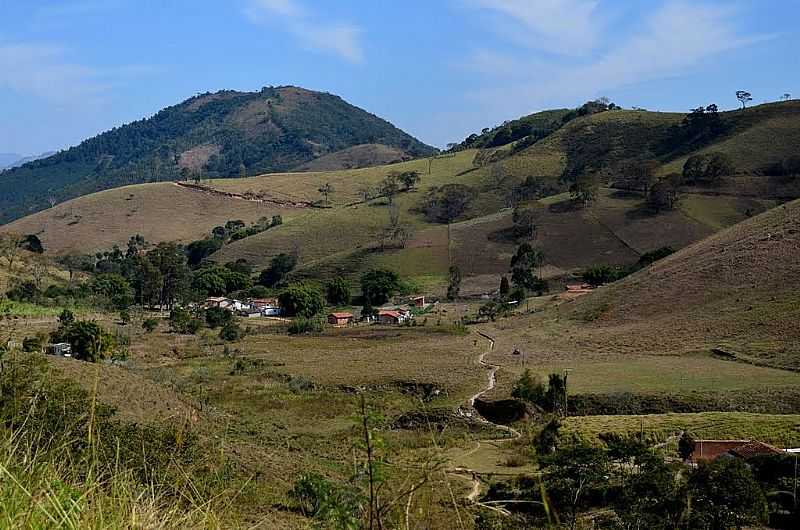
(186, 239, 223, 267)
(704, 152, 735, 184)
(510, 243, 545, 293)
(541, 441, 610, 530)
(219, 321, 243, 342)
(499, 276, 510, 297)
(688, 457, 768, 529)
(90, 273, 134, 310)
(318, 182, 334, 206)
(570, 172, 599, 207)
(360, 269, 400, 306)
(357, 185, 374, 202)
(545, 373, 567, 416)
(422, 184, 475, 223)
(259, 253, 298, 287)
(736, 90, 753, 109)
(397, 171, 421, 191)
(146, 243, 191, 309)
(51, 320, 114, 363)
(278, 283, 325, 317)
(582, 265, 623, 287)
(511, 207, 537, 240)
(477, 301, 501, 321)
(647, 174, 682, 211)
(678, 432, 695, 461)
(615, 453, 684, 529)
(379, 174, 400, 205)
(781, 93, 791, 101)
(683, 154, 707, 184)
(0, 232, 23, 271)
(511, 369, 545, 406)
(20, 234, 44, 254)
(205, 306, 233, 328)
(625, 159, 659, 195)
(326, 277, 351, 306)
(446, 265, 461, 301)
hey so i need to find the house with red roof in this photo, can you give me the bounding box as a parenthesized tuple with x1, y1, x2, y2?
(327, 312, 354, 327)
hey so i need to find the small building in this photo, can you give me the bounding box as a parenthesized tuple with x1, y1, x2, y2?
(240, 309, 263, 318)
(251, 298, 282, 316)
(687, 439, 782, 464)
(205, 296, 228, 308)
(47, 343, 72, 357)
(411, 296, 426, 308)
(377, 310, 412, 325)
(328, 312, 354, 327)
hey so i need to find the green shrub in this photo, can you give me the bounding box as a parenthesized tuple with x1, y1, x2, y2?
(142, 317, 159, 333)
(219, 321, 242, 342)
(288, 317, 324, 335)
(205, 306, 233, 328)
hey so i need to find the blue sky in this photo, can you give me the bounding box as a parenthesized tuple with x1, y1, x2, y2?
(1, 0, 798, 155)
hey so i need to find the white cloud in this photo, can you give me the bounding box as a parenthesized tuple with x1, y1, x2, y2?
(464, 1, 767, 118)
(244, 0, 364, 63)
(0, 43, 107, 103)
(466, 0, 602, 56)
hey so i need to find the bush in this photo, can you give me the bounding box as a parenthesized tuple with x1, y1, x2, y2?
(325, 277, 351, 306)
(219, 321, 242, 342)
(582, 265, 626, 287)
(360, 269, 400, 306)
(288, 317, 324, 335)
(279, 283, 325, 317)
(169, 307, 202, 334)
(205, 306, 233, 328)
(511, 369, 545, 405)
(142, 317, 159, 333)
(22, 335, 44, 353)
(50, 320, 115, 362)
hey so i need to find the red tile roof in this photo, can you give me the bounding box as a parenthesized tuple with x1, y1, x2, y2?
(329, 312, 354, 319)
(379, 310, 402, 318)
(690, 440, 750, 462)
(729, 441, 782, 459)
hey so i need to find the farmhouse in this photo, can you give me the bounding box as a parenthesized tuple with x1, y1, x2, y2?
(327, 312, 354, 327)
(687, 439, 782, 463)
(251, 298, 282, 316)
(377, 310, 412, 325)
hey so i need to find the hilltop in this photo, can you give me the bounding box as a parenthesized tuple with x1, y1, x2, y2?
(0, 86, 436, 223)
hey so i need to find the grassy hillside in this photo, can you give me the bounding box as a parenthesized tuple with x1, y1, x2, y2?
(0, 86, 436, 224)
(4, 101, 799, 296)
(482, 199, 800, 408)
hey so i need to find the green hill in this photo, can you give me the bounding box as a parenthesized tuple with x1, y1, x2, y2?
(0, 86, 436, 223)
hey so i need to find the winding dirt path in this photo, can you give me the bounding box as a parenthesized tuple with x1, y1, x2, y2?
(451, 331, 521, 502)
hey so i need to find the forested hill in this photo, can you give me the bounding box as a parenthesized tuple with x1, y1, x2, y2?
(0, 86, 436, 223)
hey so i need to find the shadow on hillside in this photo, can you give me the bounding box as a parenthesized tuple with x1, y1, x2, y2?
(547, 198, 583, 213)
(624, 203, 663, 220)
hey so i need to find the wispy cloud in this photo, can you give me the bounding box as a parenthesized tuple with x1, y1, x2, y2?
(244, 0, 364, 63)
(465, 0, 602, 56)
(462, 1, 768, 118)
(0, 43, 106, 103)
(0, 42, 158, 106)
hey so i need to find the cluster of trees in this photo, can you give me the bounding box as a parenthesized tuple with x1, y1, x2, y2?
(582, 247, 674, 287)
(186, 217, 281, 267)
(420, 183, 475, 223)
(49, 309, 116, 362)
(511, 370, 568, 416)
(683, 152, 735, 186)
(478, 243, 546, 321)
(509, 435, 774, 530)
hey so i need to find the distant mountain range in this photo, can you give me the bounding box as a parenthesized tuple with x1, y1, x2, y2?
(0, 86, 436, 223)
(0, 151, 57, 171)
